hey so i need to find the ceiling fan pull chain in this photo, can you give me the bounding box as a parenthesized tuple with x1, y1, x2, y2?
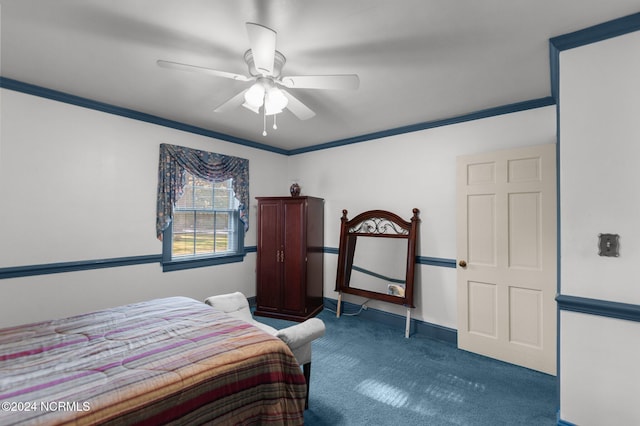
(262, 109, 267, 136)
(273, 114, 278, 130)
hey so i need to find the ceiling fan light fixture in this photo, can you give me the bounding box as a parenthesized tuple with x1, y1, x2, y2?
(264, 87, 288, 115)
(264, 106, 282, 116)
(241, 101, 261, 114)
(244, 83, 265, 108)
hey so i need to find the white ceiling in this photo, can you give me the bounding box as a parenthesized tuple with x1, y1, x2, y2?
(1, 1, 639, 152)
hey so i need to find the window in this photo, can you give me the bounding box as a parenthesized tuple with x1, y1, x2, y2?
(156, 143, 249, 271)
(162, 172, 244, 271)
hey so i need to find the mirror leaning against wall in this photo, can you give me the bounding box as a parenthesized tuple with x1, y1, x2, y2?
(335, 208, 420, 337)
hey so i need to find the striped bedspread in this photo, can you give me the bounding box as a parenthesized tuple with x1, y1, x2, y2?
(0, 297, 306, 425)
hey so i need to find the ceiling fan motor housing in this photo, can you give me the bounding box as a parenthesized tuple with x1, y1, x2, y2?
(244, 49, 286, 78)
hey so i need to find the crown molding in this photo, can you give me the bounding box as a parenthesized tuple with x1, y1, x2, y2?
(0, 76, 553, 156)
(0, 77, 288, 155)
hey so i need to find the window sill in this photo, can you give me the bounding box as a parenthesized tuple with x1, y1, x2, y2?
(162, 252, 246, 272)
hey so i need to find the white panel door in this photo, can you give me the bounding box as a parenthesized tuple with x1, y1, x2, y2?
(457, 143, 557, 375)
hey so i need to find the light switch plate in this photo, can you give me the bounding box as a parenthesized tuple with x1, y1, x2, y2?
(598, 233, 620, 257)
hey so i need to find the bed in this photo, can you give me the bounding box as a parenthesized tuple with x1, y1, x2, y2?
(0, 296, 306, 425)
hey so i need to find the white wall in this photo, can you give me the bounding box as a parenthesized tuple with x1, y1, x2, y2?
(559, 30, 640, 425)
(560, 311, 640, 425)
(560, 30, 640, 303)
(0, 89, 288, 327)
(0, 86, 557, 332)
(288, 105, 556, 329)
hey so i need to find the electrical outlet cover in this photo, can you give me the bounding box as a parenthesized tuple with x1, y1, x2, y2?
(598, 233, 620, 257)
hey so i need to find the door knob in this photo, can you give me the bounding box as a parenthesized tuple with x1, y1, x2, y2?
(458, 260, 467, 268)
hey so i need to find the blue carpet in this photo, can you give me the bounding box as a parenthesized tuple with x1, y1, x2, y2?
(255, 309, 557, 426)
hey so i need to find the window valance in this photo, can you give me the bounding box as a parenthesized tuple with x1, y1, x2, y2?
(156, 143, 249, 240)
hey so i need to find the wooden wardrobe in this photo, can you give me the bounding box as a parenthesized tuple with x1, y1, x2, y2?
(254, 196, 324, 321)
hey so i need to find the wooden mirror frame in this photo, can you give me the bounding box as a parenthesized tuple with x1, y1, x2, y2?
(335, 208, 420, 311)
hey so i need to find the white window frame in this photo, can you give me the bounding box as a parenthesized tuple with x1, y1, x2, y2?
(161, 175, 245, 272)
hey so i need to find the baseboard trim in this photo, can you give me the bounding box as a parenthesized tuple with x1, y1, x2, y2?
(557, 415, 577, 426)
(324, 297, 457, 344)
(248, 295, 456, 343)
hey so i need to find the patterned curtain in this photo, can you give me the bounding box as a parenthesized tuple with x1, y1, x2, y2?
(156, 143, 249, 240)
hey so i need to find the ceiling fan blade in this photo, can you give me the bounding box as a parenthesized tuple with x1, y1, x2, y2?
(246, 22, 276, 75)
(280, 74, 360, 90)
(281, 90, 316, 120)
(157, 59, 252, 82)
(214, 89, 249, 113)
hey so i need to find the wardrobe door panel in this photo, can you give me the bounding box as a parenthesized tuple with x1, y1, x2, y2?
(256, 200, 282, 311)
(282, 199, 306, 313)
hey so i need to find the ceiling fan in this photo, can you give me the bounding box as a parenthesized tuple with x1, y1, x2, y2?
(157, 22, 360, 135)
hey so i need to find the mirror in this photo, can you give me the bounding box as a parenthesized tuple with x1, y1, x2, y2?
(335, 208, 420, 310)
(349, 237, 409, 297)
